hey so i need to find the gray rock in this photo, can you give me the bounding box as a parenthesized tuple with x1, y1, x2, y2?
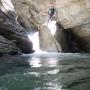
(0, 36, 21, 56)
(0, 0, 33, 54)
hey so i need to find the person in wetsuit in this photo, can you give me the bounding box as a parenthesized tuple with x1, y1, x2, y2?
(47, 6, 57, 24)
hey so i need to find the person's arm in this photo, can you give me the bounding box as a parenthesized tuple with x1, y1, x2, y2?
(48, 9, 51, 15)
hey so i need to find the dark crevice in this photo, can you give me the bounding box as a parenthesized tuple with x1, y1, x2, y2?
(64, 29, 80, 52)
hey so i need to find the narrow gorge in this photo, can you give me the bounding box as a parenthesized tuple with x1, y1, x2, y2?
(0, 0, 90, 55)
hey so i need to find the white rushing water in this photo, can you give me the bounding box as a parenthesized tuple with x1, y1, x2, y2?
(43, 20, 57, 36)
(28, 32, 40, 53)
(28, 32, 48, 54)
(28, 20, 57, 53)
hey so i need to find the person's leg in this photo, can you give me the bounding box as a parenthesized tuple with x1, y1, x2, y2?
(47, 15, 51, 25)
(47, 14, 53, 25)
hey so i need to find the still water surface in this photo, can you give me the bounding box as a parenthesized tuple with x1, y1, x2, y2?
(0, 53, 90, 90)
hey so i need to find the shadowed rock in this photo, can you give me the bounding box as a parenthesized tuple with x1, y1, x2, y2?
(0, 0, 33, 54)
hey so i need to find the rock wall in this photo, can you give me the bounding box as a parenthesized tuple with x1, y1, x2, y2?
(70, 23, 90, 52)
(56, 0, 90, 28)
(0, 0, 33, 55)
(55, 0, 90, 52)
(54, 23, 70, 52)
(11, 0, 90, 28)
(11, 0, 70, 52)
(0, 36, 21, 56)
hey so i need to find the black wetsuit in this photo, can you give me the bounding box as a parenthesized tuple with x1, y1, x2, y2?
(48, 7, 56, 22)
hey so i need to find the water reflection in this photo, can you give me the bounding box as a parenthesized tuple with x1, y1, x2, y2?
(24, 72, 40, 77)
(0, 54, 90, 90)
(25, 57, 63, 89)
(46, 69, 59, 75)
(28, 57, 42, 67)
(44, 82, 62, 90)
(44, 58, 58, 67)
(27, 56, 60, 68)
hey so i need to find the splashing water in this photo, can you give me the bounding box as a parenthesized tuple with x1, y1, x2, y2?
(43, 20, 57, 35)
(28, 32, 40, 52)
(28, 32, 47, 54)
(28, 20, 57, 53)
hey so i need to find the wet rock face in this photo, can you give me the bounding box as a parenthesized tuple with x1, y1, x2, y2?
(0, 36, 21, 56)
(55, 23, 70, 52)
(12, 0, 40, 30)
(0, 0, 33, 54)
(12, 0, 90, 29)
(39, 25, 62, 52)
(12, 0, 57, 27)
(55, 0, 90, 52)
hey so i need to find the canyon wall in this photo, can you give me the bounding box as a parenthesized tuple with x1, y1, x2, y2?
(0, 0, 90, 54)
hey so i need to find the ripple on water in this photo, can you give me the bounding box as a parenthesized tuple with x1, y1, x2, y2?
(0, 53, 90, 90)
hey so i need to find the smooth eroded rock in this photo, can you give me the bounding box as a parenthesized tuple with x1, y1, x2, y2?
(70, 23, 90, 52)
(56, 0, 90, 28)
(39, 25, 62, 52)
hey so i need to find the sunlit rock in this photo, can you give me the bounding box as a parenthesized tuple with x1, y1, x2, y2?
(12, 0, 39, 31)
(56, 0, 90, 28)
(11, 0, 90, 52)
(39, 25, 62, 52)
(43, 20, 69, 52)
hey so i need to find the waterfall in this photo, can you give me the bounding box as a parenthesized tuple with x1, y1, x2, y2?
(28, 20, 57, 53)
(47, 20, 57, 35)
(28, 32, 40, 53)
